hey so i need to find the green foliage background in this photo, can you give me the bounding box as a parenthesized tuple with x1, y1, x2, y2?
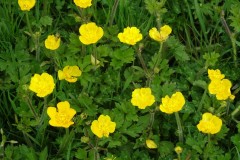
(1, 0, 240, 159)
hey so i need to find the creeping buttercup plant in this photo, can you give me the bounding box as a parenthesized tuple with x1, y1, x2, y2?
(1, 0, 240, 159)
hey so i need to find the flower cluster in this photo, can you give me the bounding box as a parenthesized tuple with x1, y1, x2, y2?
(159, 92, 185, 114)
(29, 73, 55, 97)
(45, 34, 61, 50)
(47, 101, 76, 128)
(79, 22, 104, 45)
(91, 115, 116, 138)
(58, 66, 82, 83)
(131, 88, 155, 109)
(208, 69, 234, 100)
(197, 112, 222, 134)
(18, 0, 36, 11)
(149, 25, 172, 42)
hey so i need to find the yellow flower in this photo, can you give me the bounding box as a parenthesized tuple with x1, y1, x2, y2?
(208, 69, 234, 100)
(45, 34, 61, 50)
(29, 73, 55, 97)
(197, 112, 222, 134)
(74, 0, 92, 8)
(159, 92, 185, 114)
(58, 66, 82, 83)
(118, 27, 143, 45)
(208, 79, 234, 100)
(146, 139, 157, 149)
(131, 88, 155, 109)
(149, 25, 172, 42)
(47, 101, 76, 128)
(208, 69, 225, 81)
(174, 146, 183, 154)
(18, 0, 36, 11)
(79, 22, 104, 45)
(91, 115, 116, 138)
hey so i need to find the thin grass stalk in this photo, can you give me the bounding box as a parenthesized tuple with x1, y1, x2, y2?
(109, 0, 120, 26)
(175, 112, 183, 143)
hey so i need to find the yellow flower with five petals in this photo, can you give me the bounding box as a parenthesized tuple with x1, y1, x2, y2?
(118, 27, 143, 45)
(47, 101, 76, 128)
(131, 88, 155, 109)
(159, 92, 185, 114)
(18, 0, 36, 11)
(149, 25, 172, 42)
(197, 112, 222, 134)
(45, 34, 61, 50)
(58, 66, 82, 83)
(79, 22, 104, 45)
(74, 0, 92, 8)
(91, 115, 116, 138)
(29, 73, 55, 97)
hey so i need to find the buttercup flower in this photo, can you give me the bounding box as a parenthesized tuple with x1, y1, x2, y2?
(29, 73, 55, 97)
(18, 0, 36, 11)
(118, 27, 143, 45)
(58, 66, 82, 83)
(208, 69, 225, 81)
(91, 115, 116, 138)
(79, 22, 104, 45)
(74, 0, 92, 8)
(208, 79, 234, 100)
(159, 92, 185, 114)
(45, 34, 61, 50)
(174, 146, 183, 154)
(208, 69, 234, 100)
(149, 25, 172, 42)
(197, 112, 222, 134)
(47, 101, 76, 128)
(131, 88, 155, 109)
(146, 139, 157, 149)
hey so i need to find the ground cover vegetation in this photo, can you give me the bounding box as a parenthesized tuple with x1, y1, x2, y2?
(1, 0, 240, 159)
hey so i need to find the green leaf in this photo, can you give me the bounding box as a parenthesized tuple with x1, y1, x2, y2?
(203, 52, 220, 67)
(193, 80, 207, 89)
(166, 36, 190, 62)
(67, 33, 81, 54)
(158, 141, 174, 157)
(39, 16, 53, 26)
(75, 148, 87, 159)
(145, 0, 167, 15)
(110, 47, 135, 69)
(39, 147, 48, 160)
(215, 124, 229, 140)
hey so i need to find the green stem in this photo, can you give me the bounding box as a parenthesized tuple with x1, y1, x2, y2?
(177, 154, 181, 160)
(94, 138, 99, 160)
(175, 112, 183, 143)
(207, 133, 211, 147)
(109, 0, 120, 26)
(152, 42, 163, 74)
(25, 12, 33, 36)
(149, 110, 155, 130)
(26, 12, 41, 61)
(26, 97, 38, 120)
(197, 87, 207, 112)
(221, 10, 237, 67)
(135, 46, 150, 78)
(231, 36, 237, 67)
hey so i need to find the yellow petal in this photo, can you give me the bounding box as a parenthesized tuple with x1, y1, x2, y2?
(146, 139, 157, 149)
